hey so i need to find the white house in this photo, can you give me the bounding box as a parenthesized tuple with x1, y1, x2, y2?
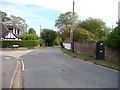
(0, 22, 20, 40)
(63, 37, 71, 50)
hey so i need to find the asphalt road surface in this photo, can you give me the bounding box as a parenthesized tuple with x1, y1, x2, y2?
(2, 55, 17, 88)
(21, 47, 119, 88)
(0, 49, 33, 89)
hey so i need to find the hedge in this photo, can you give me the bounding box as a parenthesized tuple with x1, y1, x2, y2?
(0, 40, 39, 48)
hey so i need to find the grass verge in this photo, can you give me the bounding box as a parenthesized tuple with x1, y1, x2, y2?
(61, 48, 120, 71)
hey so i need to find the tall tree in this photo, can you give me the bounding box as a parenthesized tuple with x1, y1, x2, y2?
(105, 19, 120, 50)
(0, 11, 11, 22)
(41, 29, 57, 46)
(57, 29, 70, 41)
(55, 12, 78, 36)
(77, 17, 110, 40)
(10, 15, 28, 33)
(28, 28, 36, 34)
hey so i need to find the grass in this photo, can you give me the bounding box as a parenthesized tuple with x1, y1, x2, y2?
(61, 48, 120, 71)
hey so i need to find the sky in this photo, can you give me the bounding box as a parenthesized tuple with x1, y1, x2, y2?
(0, 0, 119, 35)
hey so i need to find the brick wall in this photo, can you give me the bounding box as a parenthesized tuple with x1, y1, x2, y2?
(105, 47, 119, 60)
(74, 41, 119, 60)
(74, 41, 96, 56)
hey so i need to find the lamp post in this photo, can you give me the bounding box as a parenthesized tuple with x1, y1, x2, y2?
(70, 0, 75, 52)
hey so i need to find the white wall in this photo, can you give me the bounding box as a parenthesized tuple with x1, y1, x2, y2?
(63, 43, 71, 50)
(4, 32, 19, 40)
(5, 32, 16, 39)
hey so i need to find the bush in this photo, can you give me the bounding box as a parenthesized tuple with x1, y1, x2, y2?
(1, 40, 39, 48)
(20, 33, 38, 40)
(74, 27, 93, 41)
(54, 37, 62, 45)
(105, 26, 120, 50)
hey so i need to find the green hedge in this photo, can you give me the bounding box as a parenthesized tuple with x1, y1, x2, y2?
(0, 40, 39, 48)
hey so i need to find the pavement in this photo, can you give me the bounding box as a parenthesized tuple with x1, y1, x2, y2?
(21, 47, 119, 88)
(2, 55, 17, 88)
(1, 49, 33, 58)
(0, 48, 33, 89)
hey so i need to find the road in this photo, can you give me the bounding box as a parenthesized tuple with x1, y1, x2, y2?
(21, 47, 119, 88)
(1, 55, 17, 88)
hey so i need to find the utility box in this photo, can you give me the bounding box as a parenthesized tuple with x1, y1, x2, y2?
(96, 41, 105, 60)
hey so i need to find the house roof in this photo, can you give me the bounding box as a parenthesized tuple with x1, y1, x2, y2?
(63, 37, 71, 43)
(0, 22, 20, 39)
(0, 22, 9, 39)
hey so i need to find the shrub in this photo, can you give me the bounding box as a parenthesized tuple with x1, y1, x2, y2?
(74, 27, 93, 41)
(20, 33, 38, 40)
(54, 37, 62, 45)
(1, 40, 39, 48)
(105, 26, 120, 50)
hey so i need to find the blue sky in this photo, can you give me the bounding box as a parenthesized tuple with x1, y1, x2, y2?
(0, 0, 119, 35)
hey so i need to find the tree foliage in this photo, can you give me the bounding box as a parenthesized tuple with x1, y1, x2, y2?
(54, 37, 62, 45)
(55, 12, 78, 37)
(20, 33, 38, 40)
(57, 29, 70, 41)
(0, 11, 11, 22)
(74, 27, 93, 41)
(55, 12, 110, 42)
(77, 17, 110, 40)
(10, 15, 28, 33)
(105, 24, 120, 50)
(20, 28, 38, 40)
(28, 28, 36, 34)
(0, 11, 28, 33)
(41, 29, 57, 46)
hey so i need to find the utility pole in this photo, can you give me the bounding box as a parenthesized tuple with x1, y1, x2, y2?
(40, 24, 41, 37)
(40, 24, 41, 47)
(70, 0, 75, 52)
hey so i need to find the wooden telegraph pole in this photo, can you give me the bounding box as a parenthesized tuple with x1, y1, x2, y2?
(70, 0, 75, 52)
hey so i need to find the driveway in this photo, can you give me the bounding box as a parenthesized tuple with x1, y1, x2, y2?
(21, 47, 119, 88)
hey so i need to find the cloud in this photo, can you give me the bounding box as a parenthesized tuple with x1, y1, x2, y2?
(0, 1, 56, 31)
(0, 0, 119, 35)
